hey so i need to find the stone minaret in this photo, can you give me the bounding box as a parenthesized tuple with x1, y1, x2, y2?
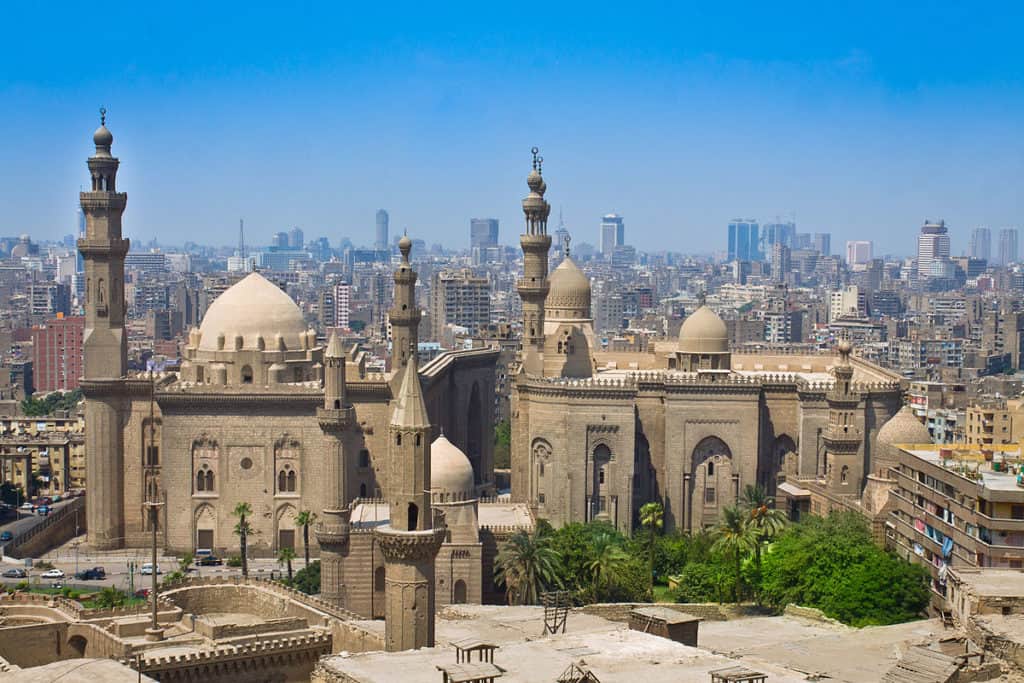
(316, 331, 356, 608)
(517, 147, 552, 376)
(79, 110, 130, 549)
(389, 234, 420, 388)
(824, 340, 863, 496)
(374, 349, 446, 651)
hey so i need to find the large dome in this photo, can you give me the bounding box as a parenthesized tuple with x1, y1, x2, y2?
(679, 305, 729, 354)
(198, 272, 307, 352)
(877, 405, 932, 447)
(430, 435, 476, 501)
(545, 257, 591, 319)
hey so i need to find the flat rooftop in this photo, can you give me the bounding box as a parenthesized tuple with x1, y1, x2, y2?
(951, 568, 1024, 598)
(322, 605, 943, 683)
(902, 446, 1024, 493)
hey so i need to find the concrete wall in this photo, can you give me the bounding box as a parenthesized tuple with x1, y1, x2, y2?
(4, 497, 85, 558)
(0, 622, 70, 668)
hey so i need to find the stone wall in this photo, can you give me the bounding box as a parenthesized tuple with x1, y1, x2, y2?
(0, 622, 70, 667)
(4, 497, 85, 558)
(579, 602, 741, 622)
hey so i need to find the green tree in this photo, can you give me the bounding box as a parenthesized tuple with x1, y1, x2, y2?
(711, 505, 757, 604)
(669, 560, 731, 603)
(739, 484, 787, 602)
(278, 546, 296, 583)
(294, 510, 317, 568)
(292, 560, 320, 594)
(232, 502, 253, 578)
(493, 420, 511, 469)
(639, 501, 664, 598)
(586, 532, 630, 601)
(495, 528, 562, 605)
(760, 512, 929, 626)
(92, 586, 127, 608)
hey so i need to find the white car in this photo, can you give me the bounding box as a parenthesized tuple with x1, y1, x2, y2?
(40, 568, 65, 579)
(19, 502, 34, 511)
(140, 563, 161, 575)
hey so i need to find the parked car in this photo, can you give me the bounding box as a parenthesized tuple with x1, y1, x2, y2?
(133, 588, 150, 599)
(36, 505, 51, 516)
(0, 531, 13, 542)
(2, 568, 26, 578)
(195, 555, 223, 566)
(40, 568, 65, 579)
(140, 563, 161, 575)
(19, 502, 34, 511)
(74, 566, 106, 580)
(38, 497, 52, 506)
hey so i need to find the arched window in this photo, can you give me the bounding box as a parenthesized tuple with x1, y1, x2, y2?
(707, 461, 715, 476)
(241, 365, 253, 384)
(196, 469, 206, 492)
(286, 469, 297, 492)
(358, 449, 370, 468)
(278, 470, 287, 493)
(333, 399, 341, 409)
(415, 433, 421, 446)
(453, 579, 467, 604)
(840, 465, 849, 484)
(374, 566, 385, 592)
(359, 483, 367, 498)
(396, 433, 402, 446)
(205, 469, 215, 491)
(407, 503, 418, 531)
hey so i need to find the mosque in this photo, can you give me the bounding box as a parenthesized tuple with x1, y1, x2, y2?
(509, 149, 911, 533)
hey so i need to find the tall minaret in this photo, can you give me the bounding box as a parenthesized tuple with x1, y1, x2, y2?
(824, 340, 863, 496)
(374, 348, 445, 651)
(79, 108, 129, 549)
(316, 331, 356, 609)
(389, 234, 420, 387)
(518, 147, 552, 376)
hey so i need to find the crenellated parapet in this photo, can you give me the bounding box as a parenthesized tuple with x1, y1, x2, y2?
(134, 631, 332, 677)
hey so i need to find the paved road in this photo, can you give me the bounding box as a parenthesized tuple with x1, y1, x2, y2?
(0, 497, 80, 541)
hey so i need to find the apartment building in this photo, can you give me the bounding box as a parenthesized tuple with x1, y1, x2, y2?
(965, 399, 1024, 446)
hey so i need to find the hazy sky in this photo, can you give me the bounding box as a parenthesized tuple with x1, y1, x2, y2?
(3, 2, 1023, 256)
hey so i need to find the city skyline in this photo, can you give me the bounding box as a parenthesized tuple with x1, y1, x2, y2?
(4, 4, 1024, 254)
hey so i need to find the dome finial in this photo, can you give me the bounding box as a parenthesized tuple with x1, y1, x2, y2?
(531, 146, 540, 172)
(99, 105, 106, 126)
(564, 233, 571, 258)
(698, 290, 707, 308)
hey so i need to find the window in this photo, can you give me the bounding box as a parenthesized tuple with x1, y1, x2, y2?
(396, 433, 402, 446)
(359, 483, 367, 498)
(205, 470, 214, 491)
(407, 503, 418, 531)
(539, 462, 544, 477)
(841, 465, 849, 484)
(415, 434, 421, 446)
(707, 461, 714, 476)
(287, 469, 296, 492)
(358, 449, 370, 468)
(599, 467, 605, 485)
(241, 365, 253, 384)
(538, 493, 545, 504)
(705, 487, 716, 504)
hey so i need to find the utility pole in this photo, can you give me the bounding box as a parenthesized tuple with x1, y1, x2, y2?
(143, 376, 164, 642)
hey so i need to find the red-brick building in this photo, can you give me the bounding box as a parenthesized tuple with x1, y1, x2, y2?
(32, 315, 85, 393)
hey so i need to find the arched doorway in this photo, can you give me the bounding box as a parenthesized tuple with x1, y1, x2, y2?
(453, 579, 467, 604)
(466, 382, 483, 484)
(767, 434, 798, 496)
(591, 443, 612, 521)
(275, 504, 297, 551)
(194, 504, 216, 552)
(68, 635, 87, 657)
(689, 437, 734, 531)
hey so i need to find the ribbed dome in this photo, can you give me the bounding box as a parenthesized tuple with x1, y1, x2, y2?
(197, 272, 307, 352)
(679, 305, 729, 354)
(545, 257, 591, 319)
(877, 405, 932, 447)
(430, 435, 476, 500)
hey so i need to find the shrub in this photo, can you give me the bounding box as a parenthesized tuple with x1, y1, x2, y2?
(226, 556, 243, 568)
(292, 560, 320, 595)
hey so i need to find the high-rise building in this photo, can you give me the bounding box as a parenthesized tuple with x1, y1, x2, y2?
(917, 219, 950, 277)
(320, 282, 352, 329)
(470, 218, 500, 265)
(969, 227, 992, 261)
(761, 222, 794, 260)
(375, 209, 389, 251)
(813, 232, 831, 256)
(771, 242, 791, 282)
(32, 315, 85, 392)
(845, 240, 873, 265)
(727, 219, 760, 261)
(288, 226, 304, 250)
(600, 214, 624, 256)
(998, 228, 1019, 266)
(271, 231, 289, 248)
(829, 285, 867, 321)
(28, 282, 71, 318)
(430, 269, 491, 342)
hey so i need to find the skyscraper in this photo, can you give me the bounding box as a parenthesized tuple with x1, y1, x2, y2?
(917, 219, 950, 277)
(845, 240, 873, 265)
(727, 219, 760, 261)
(969, 227, 992, 261)
(288, 226, 304, 249)
(600, 214, 624, 256)
(375, 209, 389, 251)
(998, 228, 1019, 266)
(470, 218, 499, 248)
(761, 222, 794, 260)
(813, 232, 831, 256)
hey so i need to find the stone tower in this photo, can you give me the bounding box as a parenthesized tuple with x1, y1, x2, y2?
(79, 110, 130, 549)
(517, 147, 552, 376)
(824, 340, 863, 496)
(374, 349, 446, 651)
(389, 234, 420, 387)
(316, 331, 355, 608)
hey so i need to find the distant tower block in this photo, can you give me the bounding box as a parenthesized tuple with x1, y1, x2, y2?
(376, 209, 389, 251)
(374, 350, 445, 651)
(78, 108, 130, 549)
(517, 147, 552, 376)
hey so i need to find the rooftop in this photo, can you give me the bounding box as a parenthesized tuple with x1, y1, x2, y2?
(900, 444, 1024, 493)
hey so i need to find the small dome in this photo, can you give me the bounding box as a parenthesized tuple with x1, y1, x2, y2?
(197, 272, 307, 352)
(546, 256, 591, 319)
(679, 305, 729, 354)
(430, 435, 475, 500)
(877, 405, 932, 447)
(93, 124, 113, 147)
(398, 234, 412, 250)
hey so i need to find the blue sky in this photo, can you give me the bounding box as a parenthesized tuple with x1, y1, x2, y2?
(2, 2, 1023, 256)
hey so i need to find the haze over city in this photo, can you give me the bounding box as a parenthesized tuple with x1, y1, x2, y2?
(4, 2, 1024, 254)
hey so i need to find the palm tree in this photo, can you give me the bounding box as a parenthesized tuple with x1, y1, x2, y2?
(495, 529, 562, 605)
(711, 505, 757, 604)
(586, 532, 630, 601)
(639, 501, 664, 599)
(294, 510, 317, 568)
(232, 502, 253, 578)
(739, 484, 787, 601)
(278, 546, 296, 583)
